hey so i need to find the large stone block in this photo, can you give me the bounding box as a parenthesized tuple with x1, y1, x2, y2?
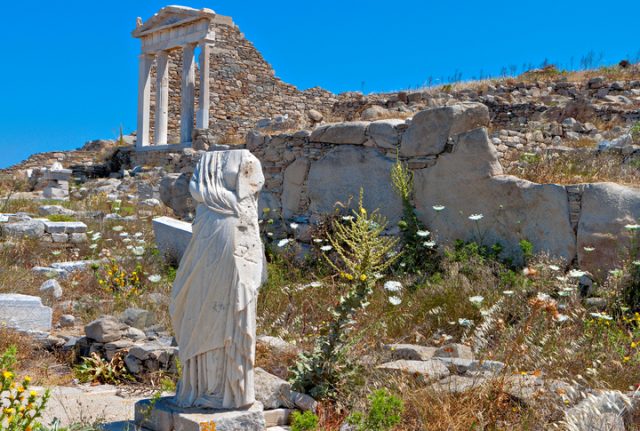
(577, 183, 640, 277)
(0, 294, 52, 333)
(152, 216, 193, 263)
(413, 128, 575, 264)
(281, 158, 309, 219)
(367, 119, 405, 149)
(43, 221, 87, 234)
(254, 368, 292, 409)
(400, 103, 490, 157)
(1, 220, 45, 239)
(135, 397, 265, 431)
(309, 121, 368, 145)
(307, 146, 402, 225)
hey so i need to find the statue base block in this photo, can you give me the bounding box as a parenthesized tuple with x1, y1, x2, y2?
(134, 397, 266, 431)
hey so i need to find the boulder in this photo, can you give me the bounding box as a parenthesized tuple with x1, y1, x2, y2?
(254, 368, 293, 409)
(281, 158, 310, 219)
(434, 343, 473, 360)
(0, 294, 52, 333)
(85, 316, 127, 343)
(307, 146, 403, 225)
(257, 335, 299, 356)
(367, 119, 405, 149)
(122, 308, 156, 330)
(38, 205, 75, 216)
(159, 173, 196, 220)
(577, 183, 640, 277)
(383, 343, 436, 361)
(400, 103, 489, 157)
(360, 105, 391, 121)
(307, 109, 323, 123)
(413, 128, 576, 264)
(377, 359, 450, 381)
(309, 122, 368, 145)
(40, 279, 63, 299)
(1, 220, 45, 239)
(42, 221, 87, 234)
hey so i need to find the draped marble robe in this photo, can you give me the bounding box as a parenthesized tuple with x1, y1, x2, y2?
(170, 149, 265, 409)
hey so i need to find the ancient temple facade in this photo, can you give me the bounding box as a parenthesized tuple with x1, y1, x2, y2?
(132, 5, 341, 151)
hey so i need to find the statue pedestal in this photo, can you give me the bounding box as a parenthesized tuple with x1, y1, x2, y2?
(134, 397, 265, 431)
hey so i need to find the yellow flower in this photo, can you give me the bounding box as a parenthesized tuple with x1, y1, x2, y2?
(623, 356, 631, 363)
(23, 376, 31, 383)
(3, 370, 13, 379)
(632, 341, 638, 349)
(359, 274, 367, 281)
(29, 390, 37, 397)
(345, 273, 354, 281)
(17, 385, 24, 393)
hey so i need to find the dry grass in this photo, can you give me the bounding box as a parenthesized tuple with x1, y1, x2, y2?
(506, 151, 640, 186)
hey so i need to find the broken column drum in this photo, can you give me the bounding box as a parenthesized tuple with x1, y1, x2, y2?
(170, 149, 266, 409)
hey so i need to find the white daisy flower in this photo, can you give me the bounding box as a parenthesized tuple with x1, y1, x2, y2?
(469, 295, 484, 305)
(432, 205, 445, 211)
(313, 238, 324, 243)
(423, 241, 436, 248)
(416, 230, 430, 237)
(625, 224, 640, 230)
(89, 244, 98, 249)
(320, 245, 333, 252)
(548, 265, 560, 271)
(502, 290, 514, 296)
(112, 226, 124, 232)
(148, 274, 162, 283)
(555, 314, 569, 322)
(384, 281, 403, 292)
(388, 296, 402, 306)
(342, 215, 354, 222)
(290, 222, 299, 230)
(277, 238, 291, 248)
(132, 246, 145, 256)
(583, 247, 595, 252)
(468, 214, 484, 221)
(590, 312, 613, 321)
(568, 269, 586, 278)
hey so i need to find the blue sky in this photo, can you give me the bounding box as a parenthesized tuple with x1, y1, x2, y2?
(1, 0, 639, 169)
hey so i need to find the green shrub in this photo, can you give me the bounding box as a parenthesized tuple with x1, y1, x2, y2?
(291, 191, 399, 398)
(46, 214, 75, 222)
(0, 346, 50, 431)
(74, 352, 134, 385)
(291, 410, 319, 431)
(346, 389, 404, 431)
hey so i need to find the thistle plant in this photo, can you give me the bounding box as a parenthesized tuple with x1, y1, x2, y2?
(291, 190, 399, 398)
(0, 346, 50, 431)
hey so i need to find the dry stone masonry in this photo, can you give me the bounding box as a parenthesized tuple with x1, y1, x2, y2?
(154, 102, 640, 277)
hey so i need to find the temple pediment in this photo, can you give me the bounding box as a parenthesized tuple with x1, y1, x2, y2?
(132, 6, 217, 53)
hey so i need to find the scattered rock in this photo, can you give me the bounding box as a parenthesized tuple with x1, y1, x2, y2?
(40, 279, 63, 299)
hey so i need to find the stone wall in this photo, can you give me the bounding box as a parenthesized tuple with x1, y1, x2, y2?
(153, 103, 640, 278)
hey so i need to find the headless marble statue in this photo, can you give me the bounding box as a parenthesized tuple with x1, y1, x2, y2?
(170, 149, 265, 409)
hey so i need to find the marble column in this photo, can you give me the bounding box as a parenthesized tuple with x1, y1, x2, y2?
(136, 53, 154, 149)
(196, 42, 210, 129)
(180, 43, 197, 145)
(154, 51, 170, 146)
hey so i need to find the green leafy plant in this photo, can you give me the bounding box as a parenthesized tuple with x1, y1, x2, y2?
(290, 410, 319, 431)
(391, 157, 439, 277)
(291, 191, 399, 398)
(346, 389, 404, 431)
(0, 346, 50, 431)
(631, 121, 640, 144)
(74, 352, 134, 385)
(519, 239, 534, 265)
(46, 214, 76, 222)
